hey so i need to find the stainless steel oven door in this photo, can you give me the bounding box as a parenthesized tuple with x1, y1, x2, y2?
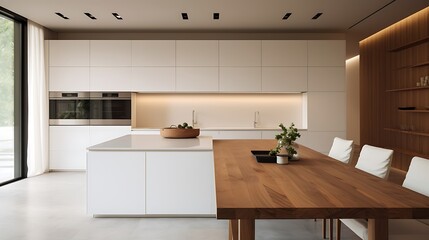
(49, 92, 90, 126)
(89, 92, 131, 126)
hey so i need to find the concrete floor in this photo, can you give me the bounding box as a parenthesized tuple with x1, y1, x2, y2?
(0, 172, 360, 240)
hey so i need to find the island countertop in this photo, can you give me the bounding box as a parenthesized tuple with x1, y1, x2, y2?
(87, 134, 213, 151)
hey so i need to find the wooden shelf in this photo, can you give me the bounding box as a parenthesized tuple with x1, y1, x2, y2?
(387, 147, 429, 159)
(411, 61, 429, 68)
(398, 109, 429, 113)
(386, 86, 429, 92)
(389, 36, 429, 52)
(384, 128, 429, 137)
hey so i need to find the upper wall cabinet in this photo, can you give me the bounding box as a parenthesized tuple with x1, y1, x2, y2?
(49, 40, 90, 66)
(90, 67, 133, 91)
(90, 40, 132, 66)
(132, 40, 175, 66)
(49, 67, 90, 91)
(219, 40, 261, 66)
(262, 40, 308, 66)
(308, 40, 346, 66)
(262, 67, 307, 92)
(176, 40, 218, 66)
(308, 67, 345, 91)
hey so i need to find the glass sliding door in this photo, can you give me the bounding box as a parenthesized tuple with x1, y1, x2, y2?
(0, 9, 25, 185)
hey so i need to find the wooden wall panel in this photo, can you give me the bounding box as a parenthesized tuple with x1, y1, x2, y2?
(360, 7, 429, 171)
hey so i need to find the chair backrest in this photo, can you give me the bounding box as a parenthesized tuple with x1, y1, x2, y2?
(402, 157, 429, 197)
(355, 145, 393, 179)
(328, 137, 354, 164)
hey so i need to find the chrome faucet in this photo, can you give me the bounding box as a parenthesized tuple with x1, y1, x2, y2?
(254, 111, 259, 128)
(192, 110, 197, 127)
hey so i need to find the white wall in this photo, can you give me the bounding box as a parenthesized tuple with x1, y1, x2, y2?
(346, 55, 360, 145)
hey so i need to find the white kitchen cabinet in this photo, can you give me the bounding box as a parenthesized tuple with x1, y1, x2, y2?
(90, 67, 133, 91)
(49, 40, 90, 66)
(307, 92, 346, 131)
(132, 40, 175, 66)
(219, 67, 261, 92)
(176, 40, 218, 66)
(90, 40, 132, 66)
(296, 131, 346, 154)
(262, 40, 307, 66)
(308, 40, 346, 66)
(262, 67, 307, 92)
(145, 151, 215, 214)
(89, 126, 131, 146)
(132, 67, 175, 92)
(308, 67, 345, 92)
(219, 40, 261, 66)
(87, 151, 146, 215)
(176, 67, 219, 92)
(49, 126, 90, 170)
(49, 67, 90, 91)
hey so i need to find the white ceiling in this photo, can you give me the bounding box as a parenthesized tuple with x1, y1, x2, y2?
(0, 0, 426, 32)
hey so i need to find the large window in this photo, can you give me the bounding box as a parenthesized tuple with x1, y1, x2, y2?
(0, 8, 26, 186)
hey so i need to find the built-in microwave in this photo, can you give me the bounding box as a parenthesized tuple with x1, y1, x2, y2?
(49, 92, 131, 126)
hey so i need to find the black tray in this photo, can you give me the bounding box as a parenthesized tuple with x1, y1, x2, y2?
(251, 150, 276, 163)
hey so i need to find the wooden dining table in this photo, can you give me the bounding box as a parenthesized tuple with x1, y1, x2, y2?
(213, 140, 429, 240)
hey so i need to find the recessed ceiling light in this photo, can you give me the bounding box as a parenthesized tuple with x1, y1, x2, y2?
(181, 13, 188, 20)
(213, 13, 220, 20)
(112, 13, 123, 20)
(55, 12, 69, 20)
(282, 13, 292, 20)
(84, 12, 97, 20)
(312, 13, 323, 19)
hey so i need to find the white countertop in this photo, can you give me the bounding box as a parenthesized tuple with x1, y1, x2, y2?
(131, 127, 308, 131)
(87, 134, 213, 151)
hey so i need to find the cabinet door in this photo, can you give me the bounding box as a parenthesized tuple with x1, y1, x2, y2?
(90, 40, 132, 66)
(262, 67, 307, 92)
(90, 67, 132, 91)
(308, 67, 345, 91)
(49, 67, 90, 91)
(219, 40, 261, 66)
(146, 151, 215, 214)
(308, 40, 346, 66)
(49, 126, 90, 170)
(219, 67, 261, 92)
(49, 40, 90, 66)
(262, 40, 307, 66)
(89, 126, 131, 146)
(132, 67, 175, 92)
(307, 92, 346, 131)
(176, 67, 219, 92)
(176, 40, 219, 66)
(87, 151, 146, 215)
(132, 40, 175, 66)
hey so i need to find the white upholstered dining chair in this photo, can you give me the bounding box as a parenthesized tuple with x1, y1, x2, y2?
(328, 137, 354, 164)
(354, 144, 393, 179)
(322, 137, 355, 239)
(336, 156, 429, 240)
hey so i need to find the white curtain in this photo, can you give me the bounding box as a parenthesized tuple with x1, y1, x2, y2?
(27, 21, 49, 177)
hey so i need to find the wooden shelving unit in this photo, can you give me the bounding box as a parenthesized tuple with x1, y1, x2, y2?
(361, 8, 429, 171)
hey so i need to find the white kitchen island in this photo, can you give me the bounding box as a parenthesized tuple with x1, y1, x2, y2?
(86, 135, 215, 217)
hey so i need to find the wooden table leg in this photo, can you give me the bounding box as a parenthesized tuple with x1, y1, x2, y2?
(229, 220, 238, 240)
(239, 219, 255, 240)
(368, 219, 388, 240)
(328, 219, 333, 240)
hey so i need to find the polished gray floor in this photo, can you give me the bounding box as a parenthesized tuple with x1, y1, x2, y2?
(0, 172, 360, 240)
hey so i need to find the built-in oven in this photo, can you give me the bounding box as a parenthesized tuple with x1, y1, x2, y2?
(49, 92, 90, 126)
(49, 92, 131, 126)
(89, 92, 131, 126)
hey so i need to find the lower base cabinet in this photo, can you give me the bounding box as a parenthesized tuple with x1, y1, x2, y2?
(146, 151, 215, 215)
(87, 151, 146, 215)
(86, 150, 215, 216)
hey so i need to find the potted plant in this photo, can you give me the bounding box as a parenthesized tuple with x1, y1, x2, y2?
(269, 123, 301, 162)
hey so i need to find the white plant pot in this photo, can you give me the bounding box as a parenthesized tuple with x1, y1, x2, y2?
(276, 155, 289, 165)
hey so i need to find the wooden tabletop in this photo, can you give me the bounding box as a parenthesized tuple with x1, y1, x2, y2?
(213, 140, 429, 220)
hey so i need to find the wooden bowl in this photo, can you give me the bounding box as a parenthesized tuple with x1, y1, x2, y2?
(160, 128, 200, 138)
